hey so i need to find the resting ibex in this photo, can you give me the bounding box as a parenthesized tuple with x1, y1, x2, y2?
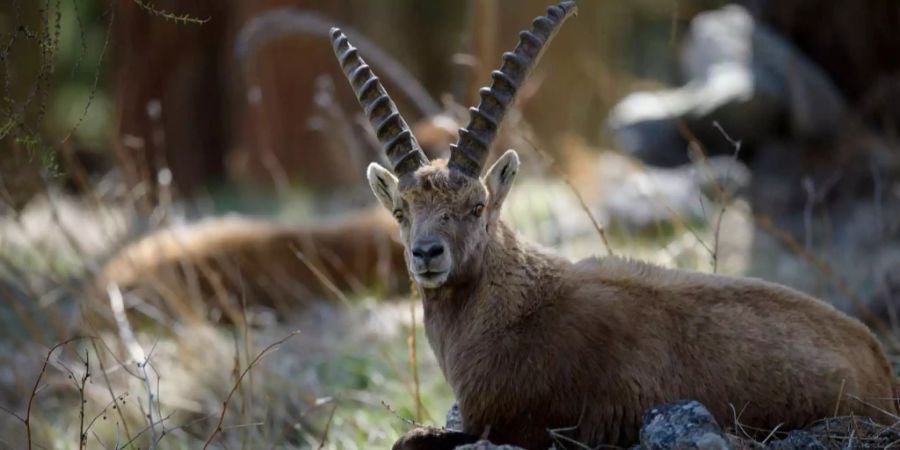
(99, 207, 407, 318)
(332, 2, 898, 448)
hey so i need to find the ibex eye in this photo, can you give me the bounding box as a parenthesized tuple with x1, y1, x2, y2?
(472, 203, 485, 217)
(393, 209, 404, 221)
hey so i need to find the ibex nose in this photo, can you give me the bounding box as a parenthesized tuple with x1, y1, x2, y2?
(412, 238, 445, 265)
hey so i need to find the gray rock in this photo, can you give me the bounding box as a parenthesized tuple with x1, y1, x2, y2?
(446, 402, 464, 432)
(607, 4, 846, 166)
(765, 430, 825, 450)
(639, 400, 732, 450)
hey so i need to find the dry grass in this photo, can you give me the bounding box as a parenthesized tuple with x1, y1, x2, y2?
(0, 174, 452, 448)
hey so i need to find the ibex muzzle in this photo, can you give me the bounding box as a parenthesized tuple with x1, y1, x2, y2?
(410, 236, 448, 287)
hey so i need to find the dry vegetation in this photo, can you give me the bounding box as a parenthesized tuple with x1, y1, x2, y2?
(2, 1, 899, 449)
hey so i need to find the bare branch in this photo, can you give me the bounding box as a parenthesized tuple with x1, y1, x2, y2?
(201, 331, 301, 449)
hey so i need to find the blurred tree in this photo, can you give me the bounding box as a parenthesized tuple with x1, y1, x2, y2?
(112, 0, 232, 198)
(0, 0, 110, 208)
(104, 0, 731, 196)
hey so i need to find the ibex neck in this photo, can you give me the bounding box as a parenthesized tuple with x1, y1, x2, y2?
(419, 220, 567, 363)
(419, 220, 561, 303)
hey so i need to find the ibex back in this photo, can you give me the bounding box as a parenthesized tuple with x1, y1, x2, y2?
(331, 2, 899, 448)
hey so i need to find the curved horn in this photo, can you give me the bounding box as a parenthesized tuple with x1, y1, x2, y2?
(449, 1, 578, 177)
(331, 28, 428, 178)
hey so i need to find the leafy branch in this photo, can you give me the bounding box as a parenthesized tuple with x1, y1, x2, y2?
(131, 0, 210, 25)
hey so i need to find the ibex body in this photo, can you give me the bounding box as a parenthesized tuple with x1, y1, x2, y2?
(331, 2, 898, 448)
(99, 207, 407, 314)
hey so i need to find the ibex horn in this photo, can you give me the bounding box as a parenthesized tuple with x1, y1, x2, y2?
(331, 28, 429, 179)
(449, 1, 577, 177)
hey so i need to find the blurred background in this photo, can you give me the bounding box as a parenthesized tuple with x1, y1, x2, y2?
(1, 0, 898, 448)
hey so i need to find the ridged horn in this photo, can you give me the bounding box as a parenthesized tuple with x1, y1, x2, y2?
(330, 27, 428, 178)
(449, 1, 578, 177)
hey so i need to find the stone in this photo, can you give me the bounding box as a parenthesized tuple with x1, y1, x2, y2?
(639, 400, 732, 450)
(446, 402, 464, 432)
(765, 430, 825, 450)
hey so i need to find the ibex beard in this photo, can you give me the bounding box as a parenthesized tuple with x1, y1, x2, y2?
(331, 1, 899, 449)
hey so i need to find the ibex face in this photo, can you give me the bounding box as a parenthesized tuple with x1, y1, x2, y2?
(367, 154, 519, 288)
(331, 2, 577, 288)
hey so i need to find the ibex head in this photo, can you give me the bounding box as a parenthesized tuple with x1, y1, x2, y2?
(331, 1, 576, 288)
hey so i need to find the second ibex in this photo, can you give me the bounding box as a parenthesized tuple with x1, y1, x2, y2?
(331, 2, 898, 449)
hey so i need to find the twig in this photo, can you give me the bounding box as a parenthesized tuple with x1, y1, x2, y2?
(547, 407, 594, 450)
(380, 400, 422, 428)
(236, 268, 254, 450)
(61, 2, 113, 143)
(156, 412, 215, 444)
(107, 282, 160, 448)
(26, 336, 92, 450)
(201, 331, 301, 449)
(289, 244, 352, 307)
(679, 121, 744, 272)
(106, 283, 145, 363)
(547, 430, 596, 450)
(708, 122, 742, 272)
(316, 402, 339, 450)
(116, 411, 177, 450)
(78, 350, 90, 450)
(522, 135, 614, 256)
(83, 398, 118, 442)
(131, 0, 210, 25)
(91, 430, 110, 450)
(408, 300, 422, 423)
(845, 394, 900, 422)
(0, 404, 25, 423)
(138, 353, 158, 450)
(728, 402, 753, 440)
(834, 378, 847, 417)
(760, 423, 784, 445)
(801, 171, 842, 252)
(91, 340, 131, 449)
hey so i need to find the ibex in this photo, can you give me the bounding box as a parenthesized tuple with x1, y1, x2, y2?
(331, 2, 898, 448)
(99, 207, 407, 317)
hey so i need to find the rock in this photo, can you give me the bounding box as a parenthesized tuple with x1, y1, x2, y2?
(607, 4, 847, 167)
(765, 430, 825, 450)
(446, 402, 464, 432)
(639, 400, 732, 450)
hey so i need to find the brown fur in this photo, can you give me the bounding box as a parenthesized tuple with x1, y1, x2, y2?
(98, 207, 406, 317)
(374, 159, 899, 449)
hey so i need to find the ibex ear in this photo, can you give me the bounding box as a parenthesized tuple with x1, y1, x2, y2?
(484, 150, 519, 212)
(367, 163, 399, 211)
